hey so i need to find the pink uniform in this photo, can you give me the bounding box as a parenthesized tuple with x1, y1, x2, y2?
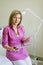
(2, 26, 29, 61)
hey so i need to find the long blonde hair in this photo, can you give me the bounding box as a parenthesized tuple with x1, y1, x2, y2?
(9, 10, 22, 26)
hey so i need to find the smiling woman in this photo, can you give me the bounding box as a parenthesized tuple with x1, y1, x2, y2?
(2, 10, 32, 65)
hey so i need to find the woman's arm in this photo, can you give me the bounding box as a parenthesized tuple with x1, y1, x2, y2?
(21, 26, 31, 44)
(21, 37, 31, 44)
(3, 45, 18, 51)
(2, 27, 18, 51)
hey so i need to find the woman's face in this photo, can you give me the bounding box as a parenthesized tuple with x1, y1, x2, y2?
(12, 14, 21, 26)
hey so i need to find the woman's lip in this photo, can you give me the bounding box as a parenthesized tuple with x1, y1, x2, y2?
(15, 21, 17, 23)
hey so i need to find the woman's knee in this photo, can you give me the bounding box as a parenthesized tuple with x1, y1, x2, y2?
(12, 60, 27, 65)
(24, 56, 32, 65)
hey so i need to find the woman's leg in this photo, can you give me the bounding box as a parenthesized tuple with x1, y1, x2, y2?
(24, 56, 32, 65)
(12, 60, 27, 65)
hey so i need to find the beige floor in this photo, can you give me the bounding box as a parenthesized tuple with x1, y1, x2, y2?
(38, 62, 43, 65)
(32, 59, 43, 65)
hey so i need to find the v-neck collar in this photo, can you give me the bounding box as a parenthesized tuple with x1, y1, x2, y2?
(10, 25, 20, 37)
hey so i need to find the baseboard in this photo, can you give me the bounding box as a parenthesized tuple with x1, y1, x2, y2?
(30, 54, 43, 61)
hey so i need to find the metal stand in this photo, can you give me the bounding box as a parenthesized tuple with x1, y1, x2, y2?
(22, 8, 43, 65)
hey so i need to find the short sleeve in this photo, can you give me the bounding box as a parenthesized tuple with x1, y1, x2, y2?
(2, 27, 8, 47)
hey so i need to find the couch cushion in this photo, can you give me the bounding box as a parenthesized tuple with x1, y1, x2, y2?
(0, 28, 3, 44)
(0, 45, 6, 56)
(0, 56, 13, 65)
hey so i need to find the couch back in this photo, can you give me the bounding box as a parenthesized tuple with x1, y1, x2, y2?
(0, 28, 3, 44)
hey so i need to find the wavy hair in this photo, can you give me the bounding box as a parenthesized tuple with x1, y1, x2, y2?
(9, 10, 22, 26)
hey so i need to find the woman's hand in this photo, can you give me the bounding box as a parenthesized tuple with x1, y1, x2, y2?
(22, 37, 32, 43)
(11, 47, 18, 51)
(13, 47, 18, 50)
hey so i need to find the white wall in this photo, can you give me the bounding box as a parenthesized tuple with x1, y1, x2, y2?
(0, 0, 43, 58)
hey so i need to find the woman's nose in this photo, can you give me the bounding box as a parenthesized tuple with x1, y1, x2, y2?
(16, 18, 18, 21)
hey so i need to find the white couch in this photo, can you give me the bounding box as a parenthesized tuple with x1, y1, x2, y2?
(0, 28, 6, 56)
(0, 28, 13, 65)
(0, 44, 6, 56)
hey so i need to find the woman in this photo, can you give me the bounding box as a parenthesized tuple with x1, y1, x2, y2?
(2, 10, 32, 65)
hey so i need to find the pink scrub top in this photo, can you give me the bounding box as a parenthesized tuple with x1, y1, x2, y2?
(2, 25, 29, 61)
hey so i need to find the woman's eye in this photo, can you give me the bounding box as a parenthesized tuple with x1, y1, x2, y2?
(13, 17, 20, 19)
(17, 18, 20, 19)
(13, 17, 16, 18)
